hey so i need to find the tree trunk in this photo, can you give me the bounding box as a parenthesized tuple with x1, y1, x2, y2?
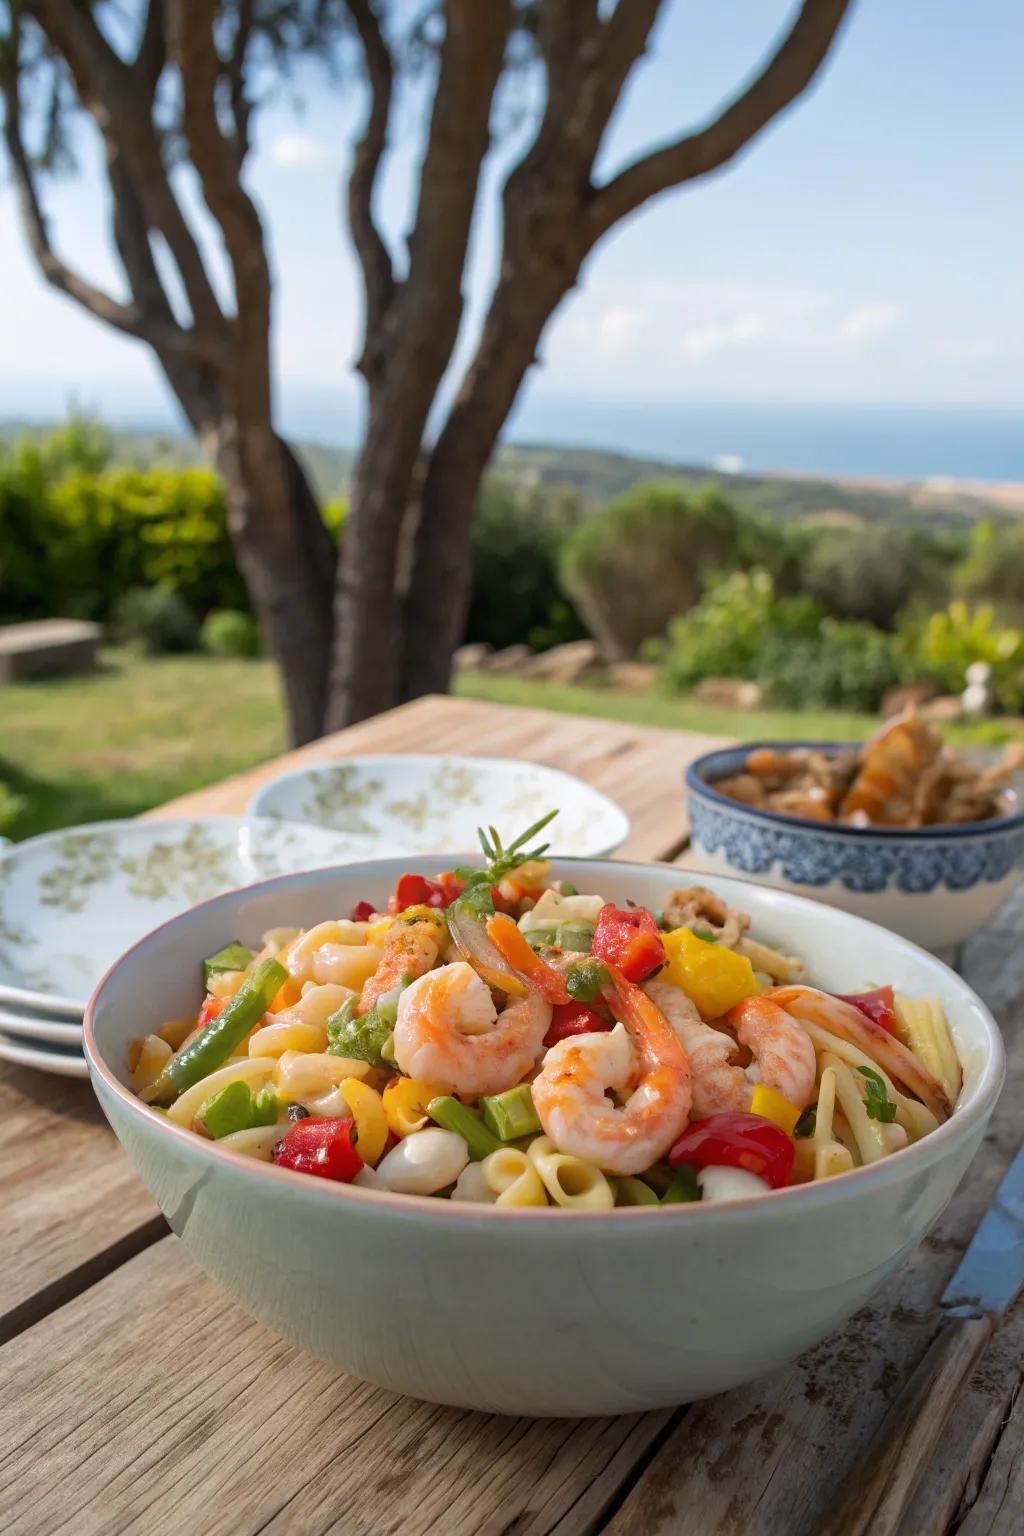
(213, 424, 336, 746)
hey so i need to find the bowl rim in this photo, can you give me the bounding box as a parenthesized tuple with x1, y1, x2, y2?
(84, 855, 1005, 1230)
(248, 752, 632, 858)
(686, 741, 1024, 840)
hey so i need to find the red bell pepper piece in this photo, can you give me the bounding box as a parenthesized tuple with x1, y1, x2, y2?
(544, 1001, 612, 1048)
(669, 1111, 795, 1190)
(591, 904, 665, 983)
(272, 1116, 363, 1183)
(350, 900, 377, 922)
(833, 985, 897, 1034)
(388, 871, 471, 914)
(196, 994, 225, 1032)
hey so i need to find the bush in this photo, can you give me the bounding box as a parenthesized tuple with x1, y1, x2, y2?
(0, 782, 26, 836)
(800, 525, 950, 629)
(757, 620, 906, 711)
(902, 601, 1024, 712)
(465, 476, 587, 653)
(111, 586, 199, 654)
(657, 569, 824, 692)
(955, 521, 1024, 621)
(200, 608, 262, 658)
(561, 483, 769, 660)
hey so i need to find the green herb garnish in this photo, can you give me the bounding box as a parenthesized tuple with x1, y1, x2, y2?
(857, 1065, 898, 1123)
(793, 1106, 816, 1138)
(565, 957, 609, 1003)
(692, 928, 718, 944)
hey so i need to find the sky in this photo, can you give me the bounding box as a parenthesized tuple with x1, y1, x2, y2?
(0, 0, 1021, 470)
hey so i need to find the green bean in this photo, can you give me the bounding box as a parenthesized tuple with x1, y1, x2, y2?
(427, 1096, 503, 1161)
(151, 957, 287, 1104)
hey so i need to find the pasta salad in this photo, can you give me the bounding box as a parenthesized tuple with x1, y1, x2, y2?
(132, 812, 963, 1209)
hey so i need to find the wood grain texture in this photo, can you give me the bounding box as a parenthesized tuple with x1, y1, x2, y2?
(0, 1062, 163, 1344)
(148, 694, 729, 863)
(0, 1237, 672, 1536)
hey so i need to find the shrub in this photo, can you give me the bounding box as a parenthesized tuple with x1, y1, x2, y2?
(201, 608, 262, 658)
(111, 586, 199, 654)
(757, 621, 906, 711)
(0, 782, 26, 836)
(902, 601, 1024, 712)
(657, 569, 824, 692)
(465, 476, 587, 653)
(561, 483, 767, 660)
(800, 525, 949, 629)
(955, 520, 1024, 621)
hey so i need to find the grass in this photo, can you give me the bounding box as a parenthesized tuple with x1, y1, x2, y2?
(2, 651, 1018, 842)
(1, 649, 284, 841)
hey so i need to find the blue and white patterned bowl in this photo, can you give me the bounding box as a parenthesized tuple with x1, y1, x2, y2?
(686, 742, 1024, 952)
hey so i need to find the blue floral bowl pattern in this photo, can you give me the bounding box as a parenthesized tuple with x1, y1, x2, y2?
(685, 743, 1024, 951)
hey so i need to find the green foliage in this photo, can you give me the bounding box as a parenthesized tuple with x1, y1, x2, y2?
(757, 620, 906, 711)
(111, 586, 200, 655)
(201, 609, 263, 658)
(800, 525, 950, 629)
(465, 475, 587, 653)
(657, 570, 823, 692)
(559, 482, 793, 660)
(955, 520, 1024, 620)
(902, 601, 1024, 712)
(0, 781, 27, 835)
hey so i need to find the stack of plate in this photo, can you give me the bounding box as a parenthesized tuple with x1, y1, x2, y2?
(0, 817, 386, 1078)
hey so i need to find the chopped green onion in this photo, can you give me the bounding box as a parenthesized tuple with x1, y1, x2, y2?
(565, 957, 609, 1003)
(615, 1176, 659, 1206)
(556, 921, 594, 953)
(558, 881, 578, 897)
(524, 925, 558, 952)
(150, 957, 287, 1104)
(480, 1084, 541, 1142)
(198, 1080, 278, 1139)
(202, 940, 254, 988)
(427, 1096, 503, 1160)
(692, 928, 718, 944)
(662, 1166, 701, 1204)
(857, 1065, 898, 1123)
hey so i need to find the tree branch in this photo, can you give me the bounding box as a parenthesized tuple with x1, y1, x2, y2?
(224, 0, 254, 165)
(345, 0, 396, 381)
(135, 0, 166, 99)
(587, 0, 854, 240)
(0, 56, 208, 361)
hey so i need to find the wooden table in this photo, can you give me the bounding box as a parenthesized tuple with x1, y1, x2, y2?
(1, 695, 1021, 1536)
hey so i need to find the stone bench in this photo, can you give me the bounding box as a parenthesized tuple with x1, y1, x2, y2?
(0, 619, 101, 682)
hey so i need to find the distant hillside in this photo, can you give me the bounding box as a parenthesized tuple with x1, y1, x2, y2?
(2, 419, 1021, 529)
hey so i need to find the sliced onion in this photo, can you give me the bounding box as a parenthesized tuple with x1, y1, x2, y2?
(447, 904, 528, 997)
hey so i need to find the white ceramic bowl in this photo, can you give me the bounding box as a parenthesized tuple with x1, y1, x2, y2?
(687, 743, 1024, 951)
(85, 859, 1003, 1417)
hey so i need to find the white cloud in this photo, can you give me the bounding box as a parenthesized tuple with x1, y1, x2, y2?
(597, 305, 644, 356)
(680, 312, 766, 359)
(269, 132, 331, 168)
(838, 303, 903, 342)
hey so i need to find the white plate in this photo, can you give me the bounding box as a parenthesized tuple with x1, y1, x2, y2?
(0, 1004, 82, 1045)
(250, 755, 630, 860)
(0, 816, 385, 1016)
(0, 1030, 88, 1078)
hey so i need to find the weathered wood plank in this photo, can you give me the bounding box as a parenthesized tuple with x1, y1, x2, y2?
(0, 1237, 671, 1536)
(598, 885, 1024, 1536)
(150, 694, 728, 862)
(0, 1062, 164, 1344)
(954, 1378, 1024, 1536)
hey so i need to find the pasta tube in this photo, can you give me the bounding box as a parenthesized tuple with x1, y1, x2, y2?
(803, 1018, 938, 1143)
(482, 1148, 548, 1207)
(527, 1136, 615, 1210)
(129, 1034, 172, 1094)
(274, 1050, 370, 1101)
(164, 1056, 278, 1127)
(824, 1053, 909, 1166)
(894, 995, 962, 1109)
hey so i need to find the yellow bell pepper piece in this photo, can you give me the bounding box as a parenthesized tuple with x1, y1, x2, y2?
(339, 1078, 388, 1166)
(382, 1075, 446, 1139)
(660, 927, 760, 1019)
(750, 1083, 800, 1136)
(366, 916, 394, 947)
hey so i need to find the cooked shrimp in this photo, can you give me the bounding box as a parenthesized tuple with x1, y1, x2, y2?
(393, 961, 550, 1098)
(662, 885, 750, 948)
(532, 973, 691, 1175)
(839, 712, 940, 825)
(360, 919, 440, 1015)
(646, 979, 816, 1117)
(769, 985, 952, 1121)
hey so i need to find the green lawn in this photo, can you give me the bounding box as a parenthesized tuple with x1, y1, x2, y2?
(2, 650, 1018, 842)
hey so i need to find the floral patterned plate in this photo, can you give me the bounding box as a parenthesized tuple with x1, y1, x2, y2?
(0, 816, 385, 1016)
(249, 755, 630, 861)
